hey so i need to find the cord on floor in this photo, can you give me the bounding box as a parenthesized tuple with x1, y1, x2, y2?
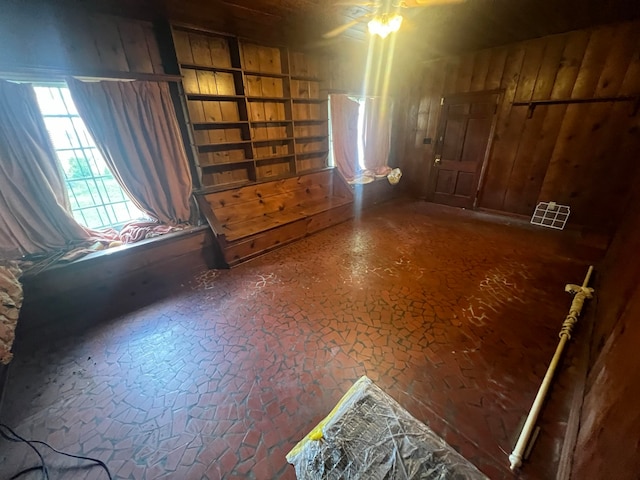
(0, 423, 112, 480)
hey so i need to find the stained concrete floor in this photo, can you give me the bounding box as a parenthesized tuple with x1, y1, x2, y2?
(0, 200, 598, 479)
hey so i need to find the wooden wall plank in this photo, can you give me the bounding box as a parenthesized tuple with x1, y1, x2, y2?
(143, 24, 164, 74)
(118, 20, 154, 73)
(190, 34, 213, 65)
(595, 23, 639, 97)
(513, 38, 546, 103)
(550, 29, 591, 99)
(470, 48, 491, 91)
(495, 39, 545, 211)
(590, 109, 640, 228)
(531, 35, 566, 100)
(454, 53, 475, 93)
(59, 14, 103, 71)
(209, 37, 231, 68)
(0, 4, 165, 77)
(90, 15, 130, 71)
(484, 47, 508, 90)
(518, 105, 567, 212)
(173, 30, 193, 63)
(502, 35, 567, 213)
(502, 105, 548, 213)
(571, 25, 617, 98)
(539, 102, 614, 213)
(478, 45, 525, 209)
(618, 29, 640, 95)
(242, 43, 260, 71)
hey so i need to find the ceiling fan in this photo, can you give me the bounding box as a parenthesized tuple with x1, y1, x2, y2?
(322, 0, 466, 39)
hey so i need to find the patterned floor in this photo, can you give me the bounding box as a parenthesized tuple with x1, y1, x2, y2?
(0, 200, 596, 479)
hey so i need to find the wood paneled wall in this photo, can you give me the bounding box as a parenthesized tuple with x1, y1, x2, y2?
(0, 1, 166, 76)
(320, 44, 367, 95)
(395, 20, 640, 234)
(320, 39, 404, 96)
(570, 166, 640, 479)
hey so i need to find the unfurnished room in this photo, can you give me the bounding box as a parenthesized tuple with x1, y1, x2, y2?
(0, 0, 639, 479)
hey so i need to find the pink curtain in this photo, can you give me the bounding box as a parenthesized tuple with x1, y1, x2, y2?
(330, 94, 361, 182)
(362, 97, 392, 175)
(68, 80, 193, 225)
(0, 81, 91, 259)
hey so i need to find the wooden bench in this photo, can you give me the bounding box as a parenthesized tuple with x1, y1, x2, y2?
(197, 169, 354, 266)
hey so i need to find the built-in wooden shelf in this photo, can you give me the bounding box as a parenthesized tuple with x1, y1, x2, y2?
(197, 141, 252, 150)
(244, 70, 289, 78)
(201, 159, 254, 168)
(172, 24, 329, 190)
(186, 93, 245, 101)
(252, 137, 294, 143)
(290, 75, 321, 81)
(294, 119, 328, 124)
(255, 154, 295, 162)
(193, 121, 249, 129)
(180, 63, 242, 74)
(250, 120, 292, 125)
(296, 135, 328, 141)
(292, 98, 328, 103)
(246, 96, 292, 102)
(297, 150, 329, 156)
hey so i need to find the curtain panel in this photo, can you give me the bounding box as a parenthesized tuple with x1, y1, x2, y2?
(0, 81, 91, 259)
(329, 94, 361, 182)
(362, 96, 392, 175)
(68, 80, 193, 225)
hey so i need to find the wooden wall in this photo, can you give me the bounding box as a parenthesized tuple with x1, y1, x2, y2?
(0, 1, 167, 77)
(320, 38, 407, 97)
(395, 20, 640, 234)
(320, 43, 367, 95)
(570, 167, 640, 479)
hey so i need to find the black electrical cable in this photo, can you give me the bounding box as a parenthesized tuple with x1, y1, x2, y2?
(9, 466, 45, 480)
(0, 426, 49, 480)
(0, 423, 112, 480)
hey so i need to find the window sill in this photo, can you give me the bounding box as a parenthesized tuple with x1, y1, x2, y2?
(22, 225, 211, 279)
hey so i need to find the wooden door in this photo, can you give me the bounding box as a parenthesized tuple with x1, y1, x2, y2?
(428, 92, 499, 208)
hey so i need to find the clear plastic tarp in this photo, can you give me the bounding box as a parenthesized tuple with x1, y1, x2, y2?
(287, 376, 489, 480)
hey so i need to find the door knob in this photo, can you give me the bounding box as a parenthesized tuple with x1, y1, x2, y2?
(434, 155, 442, 165)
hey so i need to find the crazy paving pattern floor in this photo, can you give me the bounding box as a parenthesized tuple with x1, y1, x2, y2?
(1, 200, 598, 479)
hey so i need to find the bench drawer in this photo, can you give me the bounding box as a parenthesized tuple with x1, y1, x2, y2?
(306, 203, 353, 234)
(224, 218, 307, 265)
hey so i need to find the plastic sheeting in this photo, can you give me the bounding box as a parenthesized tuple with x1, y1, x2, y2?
(287, 376, 488, 480)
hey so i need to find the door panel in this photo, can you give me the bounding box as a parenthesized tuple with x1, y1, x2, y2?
(442, 119, 465, 160)
(455, 171, 475, 197)
(461, 118, 492, 163)
(428, 92, 499, 208)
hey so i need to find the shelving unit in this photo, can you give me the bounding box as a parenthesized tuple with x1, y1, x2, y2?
(172, 25, 330, 190)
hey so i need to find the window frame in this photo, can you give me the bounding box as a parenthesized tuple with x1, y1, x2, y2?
(33, 83, 146, 230)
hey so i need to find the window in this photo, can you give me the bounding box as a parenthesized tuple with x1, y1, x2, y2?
(34, 85, 146, 230)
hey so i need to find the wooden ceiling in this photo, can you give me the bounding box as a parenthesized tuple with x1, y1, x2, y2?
(71, 0, 640, 56)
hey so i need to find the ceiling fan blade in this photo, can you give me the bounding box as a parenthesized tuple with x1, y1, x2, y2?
(322, 14, 371, 39)
(333, 1, 378, 6)
(399, 0, 465, 6)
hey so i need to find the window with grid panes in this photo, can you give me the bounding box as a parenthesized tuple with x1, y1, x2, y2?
(33, 85, 147, 229)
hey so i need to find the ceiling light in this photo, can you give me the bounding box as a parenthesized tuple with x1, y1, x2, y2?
(368, 14, 403, 39)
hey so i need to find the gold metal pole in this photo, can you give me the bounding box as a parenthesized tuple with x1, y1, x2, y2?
(509, 266, 594, 471)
